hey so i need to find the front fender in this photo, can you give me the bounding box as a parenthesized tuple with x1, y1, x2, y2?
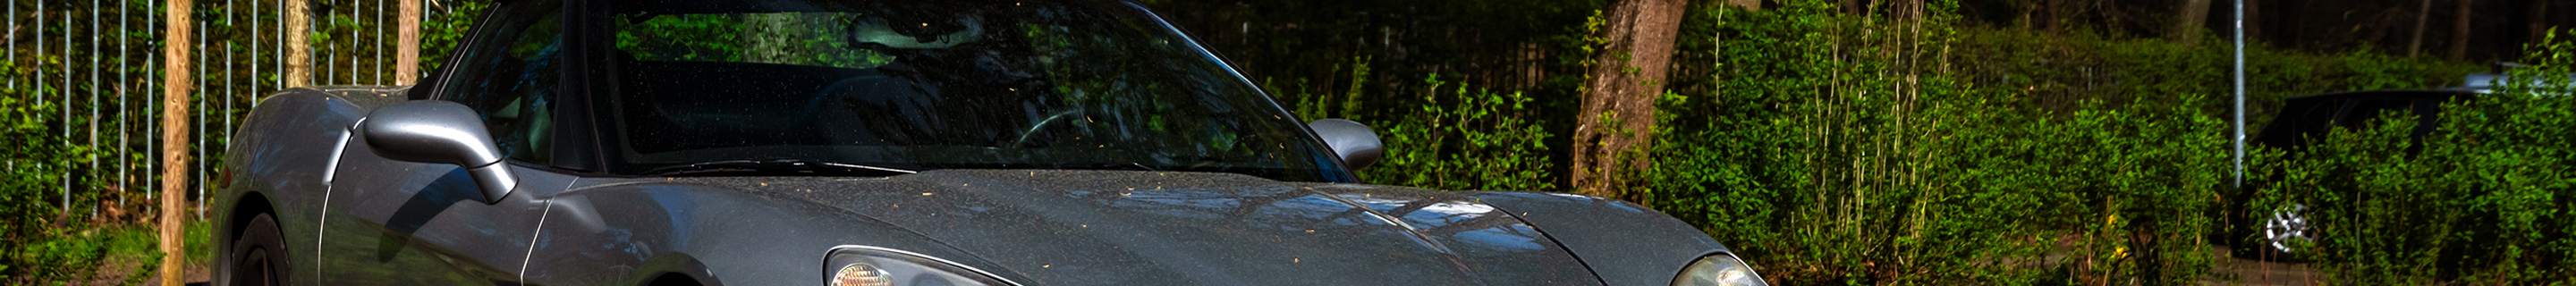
(1465, 191, 1733, 286)
(216, 86, 410, 286)
(523, 180, 990, 286)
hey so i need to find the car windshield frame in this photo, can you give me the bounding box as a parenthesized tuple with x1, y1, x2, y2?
(520, 0, 1354, 182)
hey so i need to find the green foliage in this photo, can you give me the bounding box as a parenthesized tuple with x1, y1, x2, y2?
(2259, 29, 2576, 284)
(1145, 0, 1601, 126)
(421, 0, 494, 72)
(1202, 0, 2492, 282)
(2, 60, 89, 283)
(611, 13, 894, 68)
(1656, 1, 2224, 284)
(1359, 74, 1556, 191)
(2, 0, 2549, 284)
(2, 65, 205, 282)
(6, 223, 199, 285)
(1648, 0, 2467, 284)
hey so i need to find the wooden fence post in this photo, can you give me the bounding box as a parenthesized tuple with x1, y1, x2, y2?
(161, 0, 196, 285)
(398, 0, 419, 85)
(286, 0, 311, 87)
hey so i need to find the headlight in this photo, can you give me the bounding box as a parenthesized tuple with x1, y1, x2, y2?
(825, 246, 1018, 286)
(1672, 253, 1767, 286)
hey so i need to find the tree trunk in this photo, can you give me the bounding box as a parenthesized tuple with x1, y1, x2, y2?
(397, 0, 421, 85)
(2174, 0, 2212, 45)
(1571, 0, 1685, 200)
(159, 0, 195, 285)
(2045, 0, 2065, 33)
(1725, 0, 1759, 11)
(2529, 0, 2546, 47)
(2244, 0, 2260, 41)
(286, 0, 312, 87)
(2410, 0, 2431, 56)
(2449, 0, 2470, 62)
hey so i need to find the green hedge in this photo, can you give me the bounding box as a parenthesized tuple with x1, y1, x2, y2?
(1648, 2, 2227, 283)
(1, 0, 487, 281)
(1275, 0, 2504, 284)
(2257, 30, 2576, 283)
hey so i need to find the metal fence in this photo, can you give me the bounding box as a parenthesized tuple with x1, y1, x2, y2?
(4, 0, 466, 221)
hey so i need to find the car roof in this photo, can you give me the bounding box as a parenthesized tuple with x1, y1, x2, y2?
(2279, 89, 2476, 105)
(2449, 72, 2575, 95)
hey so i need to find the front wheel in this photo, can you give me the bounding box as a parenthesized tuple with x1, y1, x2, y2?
(224, 214, 290, 286)
(2254, 204, 2312, 261)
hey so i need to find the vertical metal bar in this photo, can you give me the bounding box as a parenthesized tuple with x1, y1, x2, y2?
(328, 4, 335, 86)
(254, 0, 262, 105)
(145, 0, 157, 217)
(350, 17, 355, 86)
(376, 0, 384, 84)
(64, 1, 76, 215)
(374, 0, 382, 85)
(122, 0, 132, 209)
(196, 18, 208, 219)
(93, 0, 105, 206)
(2232, 0, 2246, 188)
(219, 8, 234, 219)
(6, 0, 12, 91)
(363, 0, 368, 85)
(197, 20, 207, 218)
(36, 0, 42, 113)
(350, 0, 357, 86)
(352, 0, 359, 85)
(62, 0, 70, 146)
(7, 0, 13, 90)
(60, 0, 70, 148)
(277, 0, 284, 90)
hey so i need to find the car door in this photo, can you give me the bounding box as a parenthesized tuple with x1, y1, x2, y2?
(315, 1, 570, 283)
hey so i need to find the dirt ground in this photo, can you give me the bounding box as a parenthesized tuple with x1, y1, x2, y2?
(2200, 246, 2323, 286)
(58, 257, 209, 286)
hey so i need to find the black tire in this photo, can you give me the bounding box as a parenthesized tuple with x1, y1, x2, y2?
(2231, 205, 2311, 262)
(225, 214, 290, 286)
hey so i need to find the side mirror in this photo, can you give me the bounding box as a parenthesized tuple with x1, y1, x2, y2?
(361, 101, 518, 204)
(1307, 119, 1384, 170)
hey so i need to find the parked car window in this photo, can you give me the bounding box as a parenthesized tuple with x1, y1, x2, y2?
(2334, 99, 2413, 128)
(595, 0, 1343, 181)
(435, 0, 565, 164)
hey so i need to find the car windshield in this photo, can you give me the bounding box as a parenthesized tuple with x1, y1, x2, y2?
(593, 0, 1343, 181)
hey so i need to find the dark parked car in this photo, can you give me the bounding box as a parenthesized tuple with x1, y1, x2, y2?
(211, 0, 1767, 285)
(2233, 89, 2473, 260)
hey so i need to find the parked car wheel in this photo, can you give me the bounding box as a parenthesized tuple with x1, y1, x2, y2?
(225, 214, 289, 286)
(2252, 204, 2313, 261)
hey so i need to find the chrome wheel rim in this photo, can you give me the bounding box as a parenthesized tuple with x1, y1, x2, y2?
(2261, 204, 2311, 255)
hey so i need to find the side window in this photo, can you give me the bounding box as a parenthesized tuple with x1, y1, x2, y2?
(436, 0, 564, 164)
(2334, 99, 2412, 129)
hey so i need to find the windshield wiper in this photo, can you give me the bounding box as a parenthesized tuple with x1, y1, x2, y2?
(641, 159, 919, 177)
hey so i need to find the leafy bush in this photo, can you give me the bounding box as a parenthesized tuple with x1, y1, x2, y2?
(2, 57, 154, 283)
(2259, 29, 2576, 284)
(1361, 74, 1557, 191)
(3, 59, 74, 281)
(1649, 1, 2230, 283)
(1224, 0, 2497, 283)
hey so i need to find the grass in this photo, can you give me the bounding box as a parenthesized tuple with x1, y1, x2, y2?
(6, 220, 212, 286)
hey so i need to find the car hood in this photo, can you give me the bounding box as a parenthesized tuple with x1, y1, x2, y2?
(712, 169, 1602, 285)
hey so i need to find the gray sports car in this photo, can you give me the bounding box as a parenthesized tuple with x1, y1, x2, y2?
(210, 0, 1766, 285)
